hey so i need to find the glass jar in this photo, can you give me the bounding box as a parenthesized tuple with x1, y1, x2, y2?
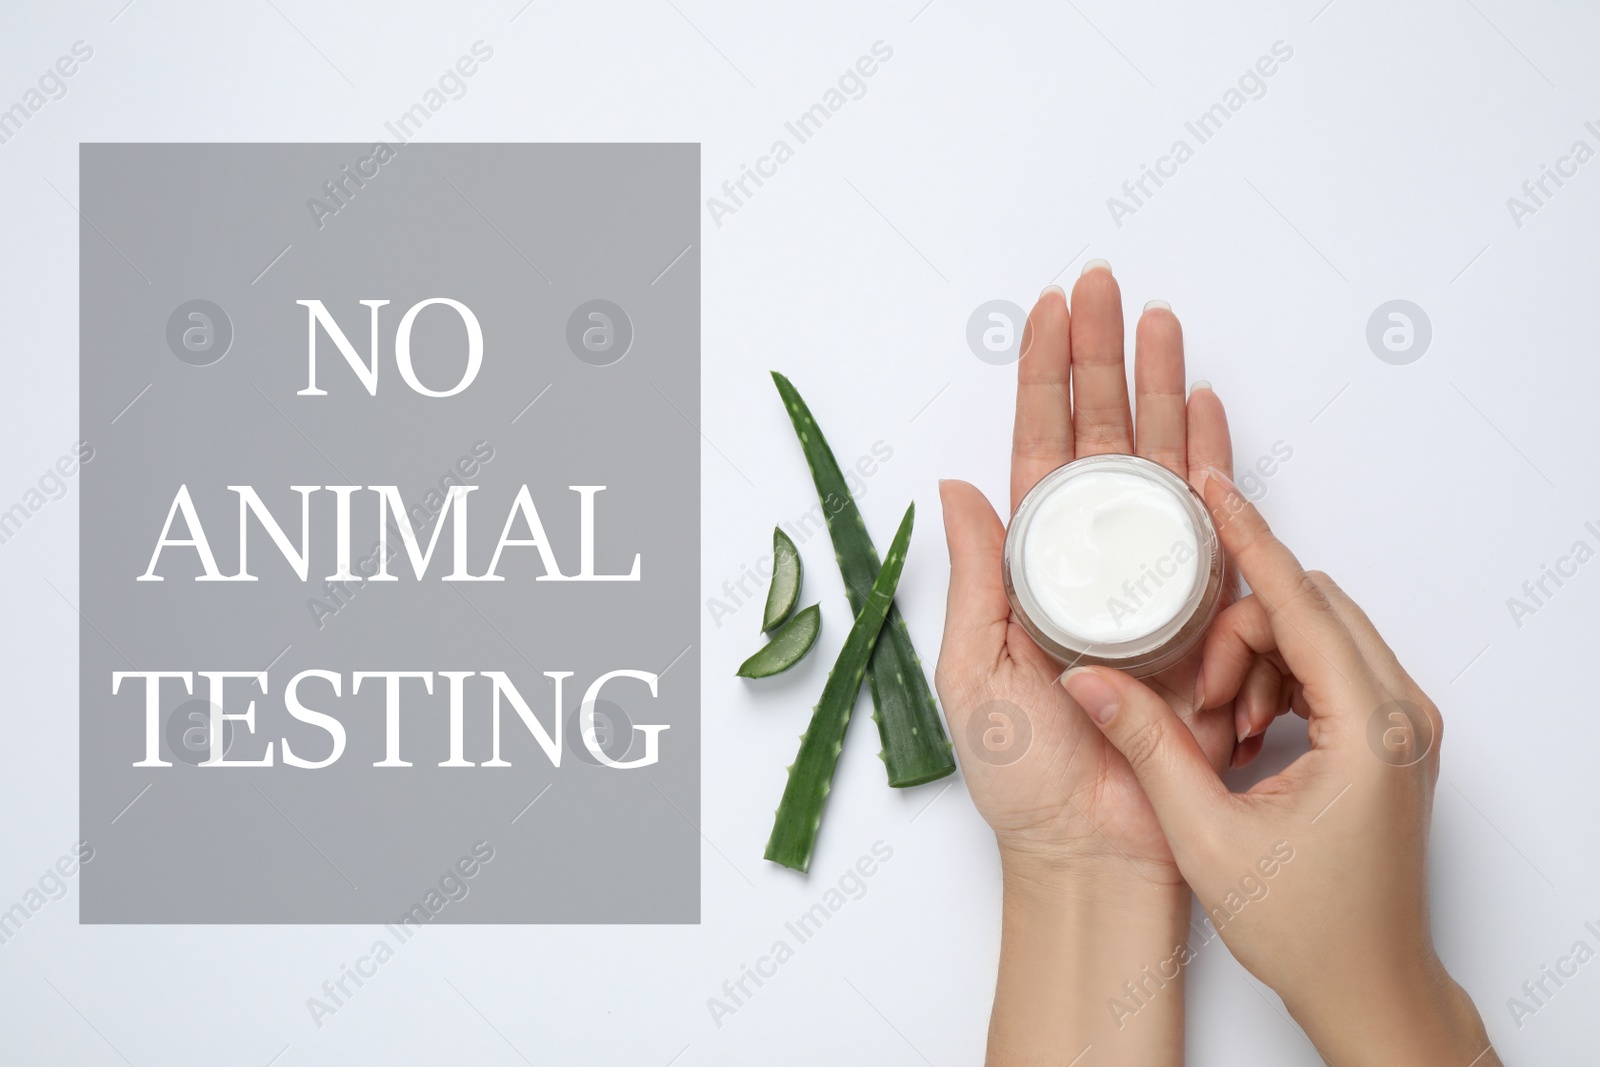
(1003, 454, 1224, 677)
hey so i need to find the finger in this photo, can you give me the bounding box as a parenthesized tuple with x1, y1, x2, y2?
(1284, 677, 1309, 720)
(1229, 731, 1266, 770)
(1133, 302, 1187, 476)
(1309, 572, 1418, 694)
(1186, 698, 1240, 777)
(1011, 287, 1075, 512)
(1195, 595, 1280, 710)
(1201, 602, 1320, 769)
(1289, 575, 1437, 767)
(1185, 382, 1232, 489)
(1061, 666, 1230, 844)
(937, 480, 1010, 677)
(1068, 261, 1133, 455)
(1186, 384, 1240, 603)
(1198, 467, 1365, 695)
(1235, 656, 1284, 744)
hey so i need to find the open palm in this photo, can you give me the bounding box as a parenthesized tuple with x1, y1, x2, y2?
(936, 264, 1239, 885)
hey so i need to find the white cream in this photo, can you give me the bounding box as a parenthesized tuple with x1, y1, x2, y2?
(1020, 468, 1200, 643)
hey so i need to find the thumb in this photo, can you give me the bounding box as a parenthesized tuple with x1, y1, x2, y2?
(937, 480, 1010, 667)
(1061, 666, 1229, 841)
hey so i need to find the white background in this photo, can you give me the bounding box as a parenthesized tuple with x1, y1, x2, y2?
(2, 0, 1598, 1063)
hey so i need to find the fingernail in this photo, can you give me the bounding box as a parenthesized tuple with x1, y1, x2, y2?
(1081, 258, 1111, 276)
(1061, 668, 1119, 724)
(1229, 744, 1248, 771)
(1188, 379, 1212, 396)
(1040, 284, 1066, 301)
(1143, 299, 1171, 312)
(1204, 464, 1238, 494)
(1234, 706, 1251, 744)
(1192, 666, 1206, 710)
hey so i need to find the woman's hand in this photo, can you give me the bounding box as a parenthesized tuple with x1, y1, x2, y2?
(938, 264, 1236, 884)
(937, 263, 1238, 1063)
(1060, 467, 1501, 1067)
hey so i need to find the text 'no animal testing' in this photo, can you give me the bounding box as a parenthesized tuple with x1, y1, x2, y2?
(112, 297, 669, 773)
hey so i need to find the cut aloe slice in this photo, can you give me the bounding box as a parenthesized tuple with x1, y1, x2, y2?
(737, 604, 821, 678)
(762, 527, 803, 632)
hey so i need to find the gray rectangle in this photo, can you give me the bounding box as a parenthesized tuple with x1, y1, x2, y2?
(79, 143, 700, 923)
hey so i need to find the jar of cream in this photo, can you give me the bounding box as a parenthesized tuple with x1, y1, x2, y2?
(1003, 454, 1224, 678)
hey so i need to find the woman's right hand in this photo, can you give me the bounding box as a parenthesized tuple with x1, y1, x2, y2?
(1058, 467, 1501, 1067)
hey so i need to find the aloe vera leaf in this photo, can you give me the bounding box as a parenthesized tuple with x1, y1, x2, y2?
(737, 604, 821, 678)
(766, 504, 914, 872)
(762, 527, 803, 632)
(770, 372, 955, 788)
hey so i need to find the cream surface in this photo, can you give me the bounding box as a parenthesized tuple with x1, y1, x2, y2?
(1021, 469, 1201, 643)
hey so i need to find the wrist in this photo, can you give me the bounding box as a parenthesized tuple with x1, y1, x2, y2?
(997, 832, 1186, 894)
(989, 847, 1193, 1066)
(1286, 960, 1497, 1066)
(1000, 844, 1188, 917)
